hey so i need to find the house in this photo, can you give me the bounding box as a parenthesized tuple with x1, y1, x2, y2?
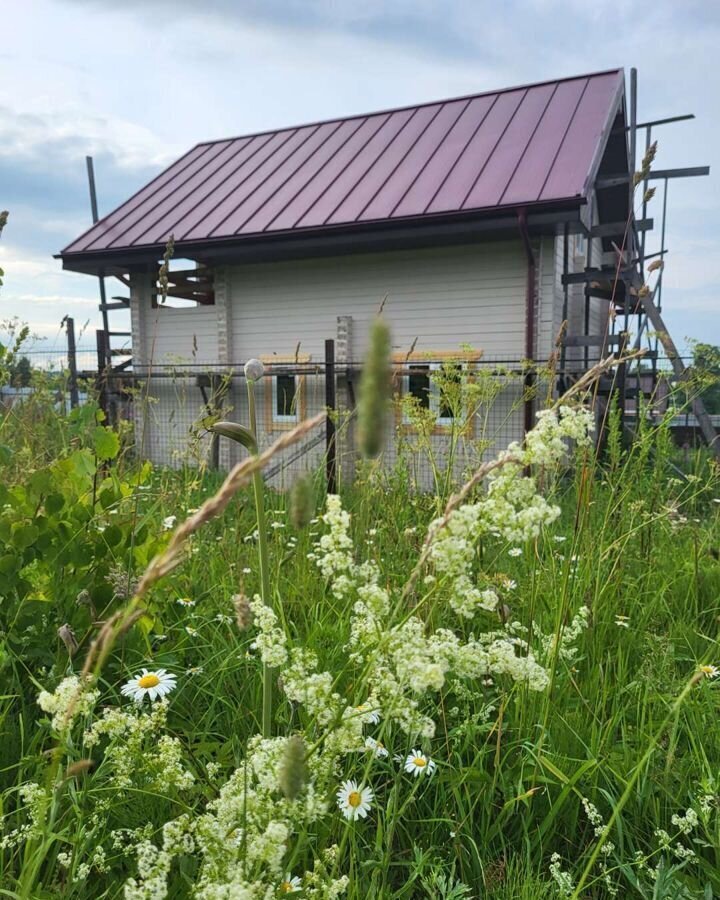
(58, 68, 636, 483)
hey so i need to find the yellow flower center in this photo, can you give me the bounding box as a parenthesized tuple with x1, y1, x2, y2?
(348, 790, 362, 808)
(138, 674, 160, 689)
(700, 665, 716, 675)
(279, 882, 294, 893)
(413, 757, 427, 767)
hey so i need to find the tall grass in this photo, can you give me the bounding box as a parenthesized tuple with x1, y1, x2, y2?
(0, 376, 718, 899)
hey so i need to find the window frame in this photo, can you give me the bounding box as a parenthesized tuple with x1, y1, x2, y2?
(261, 354, 310, 431)
(393, 350, 483, 435)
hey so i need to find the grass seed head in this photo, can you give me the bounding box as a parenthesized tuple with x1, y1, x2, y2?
(233, 593, 254, 630)
(289, 474, 315, 530)
(279, 734, 308, 800)
(357, 315, 392, 458)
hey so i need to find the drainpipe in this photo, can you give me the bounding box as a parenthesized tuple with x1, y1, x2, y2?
(517, 208, 536, 437)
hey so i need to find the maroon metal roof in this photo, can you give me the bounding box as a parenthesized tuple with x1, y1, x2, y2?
(62, 69, 624, 257)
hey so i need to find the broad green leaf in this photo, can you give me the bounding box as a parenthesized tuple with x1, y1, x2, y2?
(93, 426, 120, 461)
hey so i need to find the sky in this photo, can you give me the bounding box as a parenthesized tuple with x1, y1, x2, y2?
(1, 0, 718, 361)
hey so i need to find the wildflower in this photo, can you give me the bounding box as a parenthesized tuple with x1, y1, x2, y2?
(364, 736, 389, 758)
(162, 516, 177, 530)
(242, 567, 252, 574)
(404, 750, 436, 777)
(176, 597, 195, 607)
(121, 669, 177, 703)
(553, 535, 567, 542)
(185, 626, 198, 637)
(354, 703, 380, 724)
(187, 666, 204, 676)
(699, 664, 719, 679)
(279, 874, 302, 893)
(615, 615, 630, 628)
(37, 675, 99, 732)
(508, 547, 522, 557)
(336, 780, 374, 820)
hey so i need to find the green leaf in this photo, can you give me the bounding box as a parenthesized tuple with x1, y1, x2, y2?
(11, 523, 39, 550)
(93, 426, 120, 461)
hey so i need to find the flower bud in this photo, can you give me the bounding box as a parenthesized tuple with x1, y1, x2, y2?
(58, 623, 79, 656)
(244, 358, 265, 382)
(278, 734, 307, 800)
(289, 475, 314, 529)
(357, 316, 392, 458)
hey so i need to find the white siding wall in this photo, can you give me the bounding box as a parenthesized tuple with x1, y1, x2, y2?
(130, 240, 560, 482)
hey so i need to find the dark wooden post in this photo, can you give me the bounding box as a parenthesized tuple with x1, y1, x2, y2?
(96, 329, 109, 420)
(325, 339, 337, 494)
(66, 316, 80, 409)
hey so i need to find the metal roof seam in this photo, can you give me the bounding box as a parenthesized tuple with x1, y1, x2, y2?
(421, 93, 500, 215)
(60, 143, 206, 254)
(231, 119, 351, 235)
(281, 114, 392, 230)
(206, 124, 327, 239)
(496, 83, 559, 208)
(536, 78, 590, 201)
(259, 117, 369, 233)
(352, 102, 448, 223)
(176, 130, 300, 241)
(458, 89, 528, 211)
(319, 106, 422, 226)
(92, 141, 235, 252)
(134, 131, 278, 247)
(385, 98, 472, 220)
(124, 137, 258, 247)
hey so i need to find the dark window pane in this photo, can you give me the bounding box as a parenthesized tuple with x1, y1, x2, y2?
(276, 374, 297, 417)
(407, 365, 430, 409)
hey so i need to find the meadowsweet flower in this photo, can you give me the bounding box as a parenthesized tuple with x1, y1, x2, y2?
(176, 597, 195, 607)
(37, 675, 99, 732)
(162, 516, 176, 530)
(404, 750, 436, 777)
(279, 874, 302, 892)
(336, 780, 374, 820)
(699, 664, 719, 679)
(364, 736, 389, 758)
(121, 669, 177, 703)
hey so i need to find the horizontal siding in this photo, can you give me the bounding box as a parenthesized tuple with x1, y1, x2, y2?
(229, 242, 530, 361)
(141, 305, 219, 366)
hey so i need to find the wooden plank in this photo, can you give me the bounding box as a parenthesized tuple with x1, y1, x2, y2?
(564, 334, 621, 347)
(562, 266, 632, 285)
(590, 218, 653, 237)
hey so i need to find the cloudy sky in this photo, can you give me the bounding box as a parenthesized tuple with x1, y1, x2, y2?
(1, 0, 717, 359)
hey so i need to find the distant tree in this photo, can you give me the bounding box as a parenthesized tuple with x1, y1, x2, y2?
(9, 356, 32, 387)
(692, 342, 720, 414)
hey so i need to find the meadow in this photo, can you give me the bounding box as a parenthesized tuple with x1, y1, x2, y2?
(0, 340, 719, 899)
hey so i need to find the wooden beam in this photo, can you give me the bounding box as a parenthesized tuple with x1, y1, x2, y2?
(590, 218, 653, 237)
(564, 334, 621, 348)
(562, 266, 633, 285)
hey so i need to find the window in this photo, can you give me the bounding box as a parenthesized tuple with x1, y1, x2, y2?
(262, 355, 310, 431)
(273, 373, 298, 423)
(394, 351, 481, 432)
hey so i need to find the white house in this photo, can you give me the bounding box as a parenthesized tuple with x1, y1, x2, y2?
(59, 68, 636, 484)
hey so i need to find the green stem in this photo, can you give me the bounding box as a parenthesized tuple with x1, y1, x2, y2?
(247, 380, 273, 738)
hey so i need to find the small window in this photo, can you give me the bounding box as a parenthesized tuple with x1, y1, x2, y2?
(398, 357, 473, 428)
(273, 373, 298, 423)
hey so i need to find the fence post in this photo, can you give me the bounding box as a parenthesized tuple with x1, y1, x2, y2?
(65, 316, 80, 409)
(96, 329, 109, 421)
(325, 339, 337, 494)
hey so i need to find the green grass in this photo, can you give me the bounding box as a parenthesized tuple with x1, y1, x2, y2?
(0, 393, 719, 899)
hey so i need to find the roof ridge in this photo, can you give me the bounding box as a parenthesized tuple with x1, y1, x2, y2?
(192, 68, 623, 149)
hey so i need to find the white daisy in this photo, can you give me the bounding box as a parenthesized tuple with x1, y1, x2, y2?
(176, 597, 196, 607)
(278, 874, 302, 893)
(162, 515, 177, 530)
(120, 668, 177, 702)
(336, 780, 374, 820)
(354, 703, 380, 725)
(614, 615, 630, 628)
(404, 750, 437, 777)
(699, 664, 719, 679)
(364, 736, 389, 758)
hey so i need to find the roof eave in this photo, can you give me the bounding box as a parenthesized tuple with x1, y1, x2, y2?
(57, 200, 586, 276)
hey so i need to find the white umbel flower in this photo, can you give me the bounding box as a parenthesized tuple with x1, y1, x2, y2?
(176, 597, 196, 607)
(162, 516, 176, 530)
(336, 779, 374, 820)
(278, 874, 302, 893)
(404, 750, 437, 777)
(120, 669, 177, 703)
